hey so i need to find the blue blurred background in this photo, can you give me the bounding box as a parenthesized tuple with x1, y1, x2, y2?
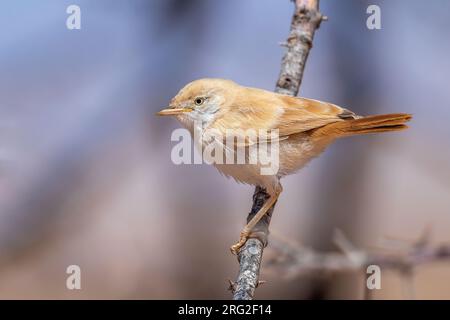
(0, 0, 449, 299)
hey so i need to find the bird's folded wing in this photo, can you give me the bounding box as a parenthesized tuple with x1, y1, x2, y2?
(211, 92, 357, 145)
(273, 95, 358, 136)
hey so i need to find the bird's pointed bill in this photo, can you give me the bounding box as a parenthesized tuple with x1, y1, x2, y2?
(156, 107, 192, 116)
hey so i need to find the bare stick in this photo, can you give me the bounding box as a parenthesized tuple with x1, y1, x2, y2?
(232, 0, 325, 300)
(276, 0, 326, 96)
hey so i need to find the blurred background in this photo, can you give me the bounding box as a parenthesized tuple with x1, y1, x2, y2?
(0, 0, 449, 299)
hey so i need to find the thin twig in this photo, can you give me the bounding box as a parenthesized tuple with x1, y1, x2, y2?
(232, 0, 324, 300)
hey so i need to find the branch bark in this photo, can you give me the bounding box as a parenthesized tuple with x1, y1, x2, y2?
(232, 0, 325, 300)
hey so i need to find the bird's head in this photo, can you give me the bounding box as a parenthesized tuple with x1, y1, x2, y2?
(157, 78, 237, 128)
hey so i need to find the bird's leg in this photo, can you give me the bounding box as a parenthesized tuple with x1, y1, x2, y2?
(230, 187, 282, 254)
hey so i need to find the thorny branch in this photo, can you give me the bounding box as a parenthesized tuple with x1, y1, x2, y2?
(232, 0, 325, 300)
(266, 230, 450, 299)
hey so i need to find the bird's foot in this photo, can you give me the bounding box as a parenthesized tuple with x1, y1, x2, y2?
(230, 230, 268, 255)
(230, 230, 250, 255)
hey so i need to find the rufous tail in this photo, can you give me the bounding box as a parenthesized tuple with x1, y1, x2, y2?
(313, 113, 412, 139)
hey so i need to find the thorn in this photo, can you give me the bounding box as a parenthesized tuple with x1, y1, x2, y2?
(322, 15, 328, 21)
(279, 41, 289, 47)
(227, 279, 237, 293)
(256, 280, 267, 288)
(333, 228, 356, 255)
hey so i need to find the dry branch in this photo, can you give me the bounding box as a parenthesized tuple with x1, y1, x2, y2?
(232, 0, 325, 300)
(266, 230, 450, 298)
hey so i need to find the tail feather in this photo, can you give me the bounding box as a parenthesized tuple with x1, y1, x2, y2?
(312, 113, 412, 138)
(343, 113, 412, 135)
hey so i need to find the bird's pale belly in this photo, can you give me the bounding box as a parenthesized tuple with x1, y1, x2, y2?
(277, 133, 327, 176)
(213, 133, 331, 192)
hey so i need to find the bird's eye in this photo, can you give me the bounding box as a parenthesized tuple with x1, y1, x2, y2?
(194, 97, 205, 106)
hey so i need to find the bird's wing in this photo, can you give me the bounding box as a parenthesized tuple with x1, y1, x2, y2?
(210, 89, 358, 145)
(273, 95, 358, 137)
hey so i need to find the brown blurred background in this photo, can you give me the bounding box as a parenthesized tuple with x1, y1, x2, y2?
(0, 0, 449, 299)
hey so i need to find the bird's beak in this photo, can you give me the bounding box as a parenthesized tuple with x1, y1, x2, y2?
(156, 107, 192, 116)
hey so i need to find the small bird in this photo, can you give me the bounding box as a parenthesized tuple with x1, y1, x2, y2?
(157, 78, 411, 254)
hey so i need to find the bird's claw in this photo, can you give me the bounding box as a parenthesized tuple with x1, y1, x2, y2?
(230, 231, 250, 255)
